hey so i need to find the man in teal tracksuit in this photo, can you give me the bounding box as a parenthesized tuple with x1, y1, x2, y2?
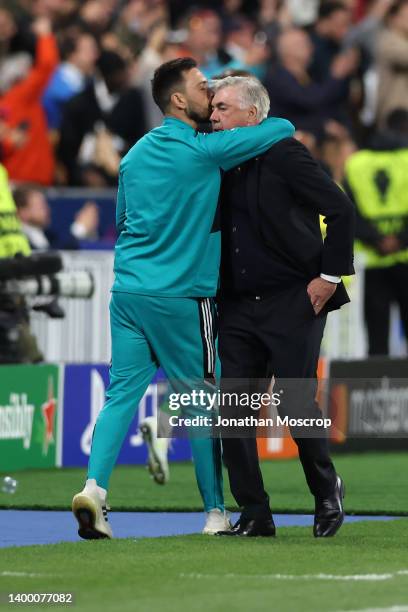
(72, 57, 294, 539)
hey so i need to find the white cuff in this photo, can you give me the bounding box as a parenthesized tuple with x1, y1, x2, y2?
(320, 273, 341, 284)
(70, 222, 87, 240)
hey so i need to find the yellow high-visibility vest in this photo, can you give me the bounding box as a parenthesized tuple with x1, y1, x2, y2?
(345, 149, 408, 268)
(0, 164, 31, 258)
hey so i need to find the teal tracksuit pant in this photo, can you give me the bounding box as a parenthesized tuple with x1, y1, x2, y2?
(87, 291, 224, 512)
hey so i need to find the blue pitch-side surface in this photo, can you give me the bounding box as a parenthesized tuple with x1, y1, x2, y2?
(0, 511, 399, 548)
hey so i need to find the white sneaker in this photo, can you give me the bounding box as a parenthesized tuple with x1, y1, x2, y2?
(202, 509, 232, 535)
(72, 479, 113, 540)
(140, 416, 170, 485)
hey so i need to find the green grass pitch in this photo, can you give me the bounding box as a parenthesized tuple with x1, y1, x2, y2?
(1, 452, 407, 611)
(1, 452, 407, 514)
(1, 521, 408, 612)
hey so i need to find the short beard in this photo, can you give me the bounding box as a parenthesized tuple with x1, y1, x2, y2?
(185, 103, 211, 124)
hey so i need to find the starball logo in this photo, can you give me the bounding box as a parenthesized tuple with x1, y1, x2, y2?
(80, 368, 165, 456)
(42, 377, 57, 456)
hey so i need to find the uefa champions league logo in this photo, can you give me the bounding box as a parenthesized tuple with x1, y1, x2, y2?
(80, 369, 164, 456)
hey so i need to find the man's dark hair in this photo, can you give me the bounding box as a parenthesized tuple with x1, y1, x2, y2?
(13, 185, 41, 210)
(151, 57, 197, 114)
(59, 36, 77, 61)
(97, 50, 127, 79)
(318, 1, 348, 20)
(59, 31, 97, 62)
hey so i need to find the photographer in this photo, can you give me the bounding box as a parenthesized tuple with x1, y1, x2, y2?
(0, 162, 43, 363)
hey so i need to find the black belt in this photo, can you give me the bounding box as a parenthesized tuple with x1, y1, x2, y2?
(243, 293, 274, 301)
(218, 290, 278, 302)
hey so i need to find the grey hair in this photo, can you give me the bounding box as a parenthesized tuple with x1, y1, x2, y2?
(211, 76, 270, 121)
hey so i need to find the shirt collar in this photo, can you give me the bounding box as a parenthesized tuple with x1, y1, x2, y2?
(163, 116, 196, 131)
(61, 62, 85, 90)
(21, 223, 49, 250)
(94, 77, 118, 114)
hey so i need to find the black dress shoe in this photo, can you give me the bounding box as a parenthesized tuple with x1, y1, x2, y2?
(314, 475, 345, 538)
(216, 517, 276, 537)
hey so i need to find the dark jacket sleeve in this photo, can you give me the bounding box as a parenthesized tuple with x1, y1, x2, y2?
(58, 107, 84, 183)
(265, 138, 355, 276)
(57, 90, 93, 185)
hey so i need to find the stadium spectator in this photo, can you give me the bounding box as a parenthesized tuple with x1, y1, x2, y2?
(344, 108, 408, 355)
(283, 0, 320, 26)
(346, 0, 394, 62)
(0, 17, 58, 185)
(0, 6, 17, 63)
(180, 8, 271, 79)
(14, 185, 99, 249)
(0, 0, 401, 209)
(58, 50, 147, 186)
(4, 1, 79, 41)
(344, 0, 395, 133)
(113, 0, 168, 60)
(223, 14, 270, 80)
(0, 6, 31, 93)
(77, 0, 117, 37)
(181, 9, 241, 78)
(266, 28, 357, 138)
(375, 0, 408, 126)
(131, 22, 183, 129)
(0, 163, 44, 364)
(24, 0, 78, 22)
(257, 0, 293, 55)
(43, 32, 100, 132)
(307, 1, 353, 82)
(219, 0, 246, 28)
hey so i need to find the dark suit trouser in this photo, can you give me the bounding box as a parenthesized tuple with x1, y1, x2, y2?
(364, 264, 408, 356)
(218, 284, 337, 521)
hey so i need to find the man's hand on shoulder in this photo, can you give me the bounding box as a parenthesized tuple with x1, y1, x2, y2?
(307, 277, 337, 315)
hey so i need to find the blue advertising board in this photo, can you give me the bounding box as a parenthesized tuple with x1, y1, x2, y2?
(46, 190, 116, 250)
(61, 364, 192, 467)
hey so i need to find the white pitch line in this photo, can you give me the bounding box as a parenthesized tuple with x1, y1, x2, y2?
(335, 607, 408, 612)
(180, 570, 408, 582)
(1, 571, 58, 578)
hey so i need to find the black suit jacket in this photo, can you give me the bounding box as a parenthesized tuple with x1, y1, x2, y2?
(220, 137, 355, 312)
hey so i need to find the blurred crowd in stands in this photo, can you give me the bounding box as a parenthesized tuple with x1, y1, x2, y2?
(0, 0, 406, 188)
(1, 0, 408, 356)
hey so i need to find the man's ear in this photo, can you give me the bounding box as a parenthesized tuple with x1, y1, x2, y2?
(247, 105, 258, 125)
(16, 207, 28, 222)
(171, 91, 187, 110)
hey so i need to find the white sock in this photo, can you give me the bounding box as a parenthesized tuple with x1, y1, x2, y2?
(85, 478, 107, 503)
(157, 410, 173, 438)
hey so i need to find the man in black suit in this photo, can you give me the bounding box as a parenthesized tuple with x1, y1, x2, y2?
(209, 76, 355, 538)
